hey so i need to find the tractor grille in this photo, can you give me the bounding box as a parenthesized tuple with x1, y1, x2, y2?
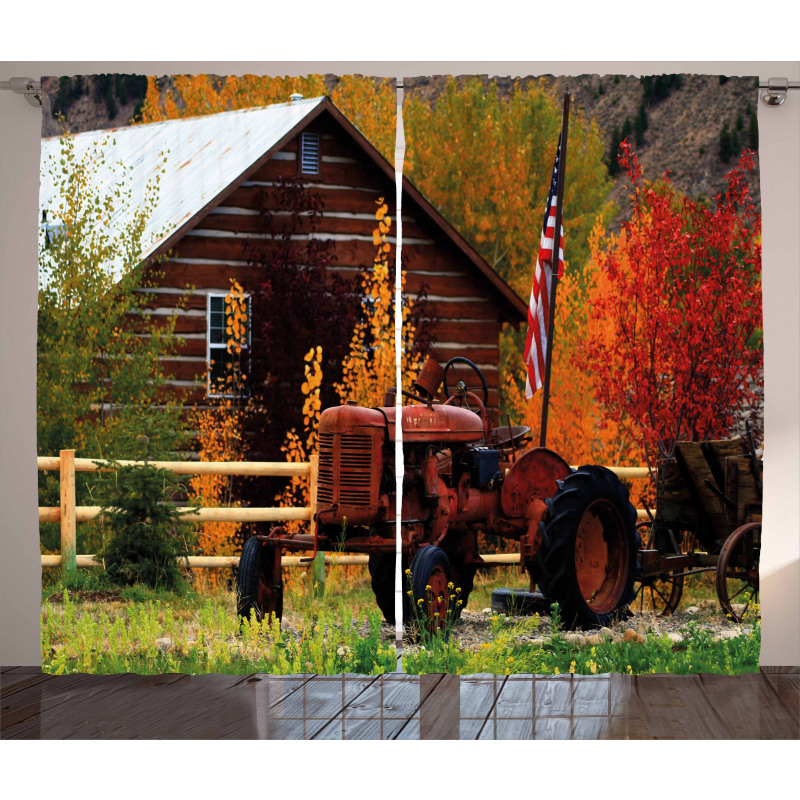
(317, 432, 335, 505)
(339, 434, 373, 506)
(317, 432, 375, 510)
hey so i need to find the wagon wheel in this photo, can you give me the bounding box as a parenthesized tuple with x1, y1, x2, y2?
(409, 546, 452, 636)
(442, 357, 489, 409)
(532, 466, 639, 629)
(237, 537, 283, 624)
(631, 521, 685, 617)
(716, 522, 760, 623)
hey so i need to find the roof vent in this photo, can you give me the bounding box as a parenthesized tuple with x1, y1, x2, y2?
(289, 93, 304, 103)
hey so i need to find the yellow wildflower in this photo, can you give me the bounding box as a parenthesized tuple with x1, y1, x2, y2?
(569, 660, 576, 674)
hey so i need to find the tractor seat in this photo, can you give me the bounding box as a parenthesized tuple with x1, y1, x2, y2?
(486, 425, 531, 448)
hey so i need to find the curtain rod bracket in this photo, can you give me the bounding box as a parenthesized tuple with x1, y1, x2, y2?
(0, 77, 42, 107)
(760, 77, 796, 107)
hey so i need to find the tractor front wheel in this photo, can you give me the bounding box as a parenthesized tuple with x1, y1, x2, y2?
(368, 552, 409, 625)
(533, 465, 638, 629)
(409, 546, 453, 635)
(237, 537, 283, 624)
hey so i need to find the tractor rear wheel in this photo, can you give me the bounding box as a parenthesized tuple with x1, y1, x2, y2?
(368, 552, 409, 625)
(532, 465, 638, 629)
(237, 537, 283, 624)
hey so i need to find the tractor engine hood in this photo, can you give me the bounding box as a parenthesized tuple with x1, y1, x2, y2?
(318, 403, 484, 444)
(382, 404, 484, 444)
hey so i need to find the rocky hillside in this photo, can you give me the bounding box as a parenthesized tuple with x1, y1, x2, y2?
(405, 72, 761, 224)
(41, 71, 762, 220)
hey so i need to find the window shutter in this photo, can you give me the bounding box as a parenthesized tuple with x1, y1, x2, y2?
(301, 132, 320, 175)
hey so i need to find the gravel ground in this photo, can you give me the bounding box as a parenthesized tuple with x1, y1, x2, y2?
(436, 600, 756, 652)
(282, 598, 757, 652)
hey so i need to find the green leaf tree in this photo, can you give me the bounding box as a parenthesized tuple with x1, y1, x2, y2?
(403, 77, 614, 299)
(38, 130, 188, 554)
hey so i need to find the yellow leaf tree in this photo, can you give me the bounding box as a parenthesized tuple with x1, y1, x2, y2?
(188, 279, 248, 588)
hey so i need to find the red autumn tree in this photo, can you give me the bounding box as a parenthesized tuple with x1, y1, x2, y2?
(582, 142, 763, 472)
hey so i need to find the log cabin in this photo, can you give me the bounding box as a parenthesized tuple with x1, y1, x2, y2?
(40, 95, 526, 440)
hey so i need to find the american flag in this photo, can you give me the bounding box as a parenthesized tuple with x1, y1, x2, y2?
(523, 135, 565, 398)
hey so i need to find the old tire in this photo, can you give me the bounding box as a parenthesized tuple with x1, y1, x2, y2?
(533, 465, 638, 629)
(237, 537, 283, 624)
(409, 545, 453, 634)
(368, 552, 409, 625)
(491, 588, 549, 616)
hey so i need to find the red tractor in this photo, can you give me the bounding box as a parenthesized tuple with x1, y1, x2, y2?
(237, 357, 639, 629)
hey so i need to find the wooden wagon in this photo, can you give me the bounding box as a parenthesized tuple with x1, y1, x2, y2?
(632, 428, 762, 622)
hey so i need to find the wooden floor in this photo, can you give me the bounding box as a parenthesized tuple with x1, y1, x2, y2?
(2, 667, 797, 739)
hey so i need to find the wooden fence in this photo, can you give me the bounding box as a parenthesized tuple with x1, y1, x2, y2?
(39, 450, 649, 579)
(39, 449, 326, 580)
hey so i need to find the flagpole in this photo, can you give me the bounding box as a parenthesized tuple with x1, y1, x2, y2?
(540, 91, 570, 448)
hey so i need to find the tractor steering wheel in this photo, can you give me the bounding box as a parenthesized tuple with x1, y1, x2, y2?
(442, 357, 489, 409)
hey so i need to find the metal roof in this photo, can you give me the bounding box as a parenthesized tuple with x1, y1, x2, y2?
(39, 97, 326, 280)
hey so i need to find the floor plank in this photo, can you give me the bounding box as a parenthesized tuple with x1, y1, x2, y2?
(419, 674, 458, 739)
(2, 669, 797, 740)
(759, 672, 800, 739)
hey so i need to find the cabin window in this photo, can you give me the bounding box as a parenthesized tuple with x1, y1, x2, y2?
(300, 132, 320, 175)
(207, 293, 251, 397)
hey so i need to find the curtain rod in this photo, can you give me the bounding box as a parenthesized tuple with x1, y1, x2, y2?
(3, 76, 798, 110)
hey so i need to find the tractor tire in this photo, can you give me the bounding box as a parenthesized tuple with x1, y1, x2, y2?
(368, 552, 409, 625)
(236, 537, 283, 624)
(491, 588, 549, 616)
(409, 545, 453, 634)
(532, 465, 638, 629)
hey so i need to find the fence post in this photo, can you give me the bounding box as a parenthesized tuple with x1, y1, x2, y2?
(308, 454, 325, 598)
(59, 449, 77, 579)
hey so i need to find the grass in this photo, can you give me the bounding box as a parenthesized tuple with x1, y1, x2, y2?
(41, 589, 396, 676)
(40, 564, 760, 677)
(402, 609, 761, 676)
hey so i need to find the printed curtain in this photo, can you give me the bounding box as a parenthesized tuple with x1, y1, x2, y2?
(38, 72, 762, 679)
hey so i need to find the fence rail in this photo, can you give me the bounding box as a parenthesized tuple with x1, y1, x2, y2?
(40, 552, 528, 569)
(38, 451, 650, 579)
(39, 450, 318, 579)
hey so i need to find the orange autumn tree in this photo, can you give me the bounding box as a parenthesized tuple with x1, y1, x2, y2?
(188, 279, 248, 587)
(501, 253, 650, 514)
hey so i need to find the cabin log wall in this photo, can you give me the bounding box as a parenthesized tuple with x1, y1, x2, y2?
(132, 114, 515, 441)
